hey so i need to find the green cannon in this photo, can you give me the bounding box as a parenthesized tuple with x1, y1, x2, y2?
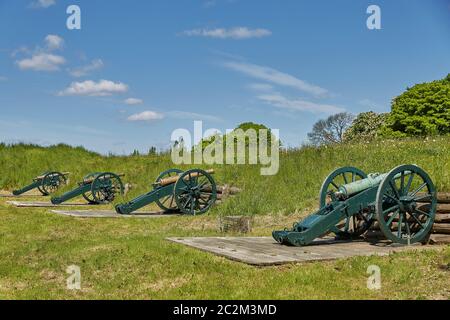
(115, 168, 217, 215)
(51, 172, 124, 205)
(273, 164, 437, 246)
(13, 172, 69, 196)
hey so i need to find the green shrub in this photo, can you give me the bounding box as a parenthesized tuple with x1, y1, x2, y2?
(381, 74, 450, 137)
(344, 112, 388, 142)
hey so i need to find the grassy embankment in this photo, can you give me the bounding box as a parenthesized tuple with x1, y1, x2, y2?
(0, 138, 449, 299)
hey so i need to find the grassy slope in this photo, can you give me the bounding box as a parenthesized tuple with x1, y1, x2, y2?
(2, 138, 450, 215)
(0, 138, 449, 299)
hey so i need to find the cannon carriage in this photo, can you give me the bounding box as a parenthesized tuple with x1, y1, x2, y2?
(51, 172, 124, 205)
(115, 168, 217, 215)
(13, 172, 69, 196)
(273, 164, 437, 246)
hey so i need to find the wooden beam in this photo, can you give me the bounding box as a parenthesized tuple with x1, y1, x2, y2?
(417, 203, 450, 214)
(433, 223, 450, 235)
(203, 185, 242, 195)
(429, 234, 450, 245)
(371, 222, 450, 234)
(435, 214, 450, 223)
(417, 192, 450, 204)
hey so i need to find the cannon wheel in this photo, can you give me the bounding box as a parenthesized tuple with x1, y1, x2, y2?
(38, 172, 67, 196)
(173, 169, 217, 215)
(154, 168, 183, 212)
(91, 172, 124, 204)
(376, 164, 437, 245)
(319, 167, 373, 239)
(319, 167, 368, 206)
(82, 173, 99, 204)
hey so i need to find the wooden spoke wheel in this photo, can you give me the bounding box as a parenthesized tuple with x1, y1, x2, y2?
(38, 172, 67, 196)
(154, 168, 183, 212)
(174, 169, 217, 215)
(376, 164, 437, 245)
(91, 172, 124, 204)
(81, 173, 98, 204)
(319, 167, 373, 239)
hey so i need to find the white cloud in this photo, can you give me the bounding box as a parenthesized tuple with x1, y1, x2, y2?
(223, 61, 328, 97)
(167, 111, 222, 122)
(247, 83, 274, 92)
(15, 35, 65, 72)
(11, 46, 30, 57)
(127, 111, 164, 122)
(126, 110, 221, 122)
(124, 98, 144, 105)
(45, 34, 64, 51)
(30, 0, 56, 8)
(16, 53, 65, 71)
(58, 80, 129, 96)
(181, 27, 271, 39)
(69, 59, 104, 77)
(258, 94, 344, 114)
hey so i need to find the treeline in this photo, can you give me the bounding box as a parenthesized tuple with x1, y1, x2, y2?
(308, 74, 450, 146)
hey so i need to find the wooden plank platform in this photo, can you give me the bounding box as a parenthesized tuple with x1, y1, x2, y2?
(167, 237, 436, 266)
(50, 210, 181, 218)
(6, 201, 90, 207)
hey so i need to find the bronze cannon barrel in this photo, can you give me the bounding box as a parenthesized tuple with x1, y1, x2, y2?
(337, 171, 412, 197)
(158, 169, 215, 187)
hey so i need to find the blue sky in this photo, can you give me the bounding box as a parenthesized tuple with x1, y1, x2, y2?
(0, 0, 449, 154)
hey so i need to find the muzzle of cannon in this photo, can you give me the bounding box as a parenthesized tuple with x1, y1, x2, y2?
(115, 168, 217, 215)
(273, 164, 437, 246)
(13, 172, 69, 196)
(51, 172, 124, 205)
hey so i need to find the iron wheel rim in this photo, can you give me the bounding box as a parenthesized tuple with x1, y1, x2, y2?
(154, 168, 183, 212)
(320, 167, 373, 238)
(82, 173, 98, 204)
(91, 172, 124, 204)
(40, 172, 66, 196)
(375, 164, 436, 245)
(174, 169, 217, 215)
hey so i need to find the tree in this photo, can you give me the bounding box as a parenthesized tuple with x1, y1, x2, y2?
(199, 122, 278, 150)
(148, 146, 157, 155)
(381, 74, 450, 137)
(229, 122, 275, 147)
(344, 111, 388, 142)
(173, 137, 185, 149)
(307, 112, 354, 146)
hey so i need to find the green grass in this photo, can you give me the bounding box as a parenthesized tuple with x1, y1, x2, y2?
(2, 138, 450, 216)
(0, 138, 449, 299)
